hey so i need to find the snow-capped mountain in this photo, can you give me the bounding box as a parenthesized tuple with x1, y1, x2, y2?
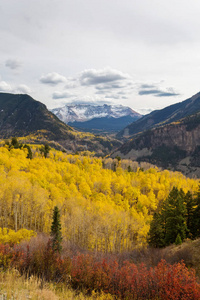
(51, 104, 141, 124)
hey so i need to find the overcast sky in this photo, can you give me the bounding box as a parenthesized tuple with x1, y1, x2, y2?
(1, 0, 200, 114)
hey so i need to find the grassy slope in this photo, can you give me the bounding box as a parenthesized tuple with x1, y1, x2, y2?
(0, 269, 114, 300)
(162, 238, 200, 278)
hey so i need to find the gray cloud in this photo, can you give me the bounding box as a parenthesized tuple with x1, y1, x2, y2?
(140, 84, 156, 89)
(95, 83, 127, 91)
(138, 84, 180, 97)
(52, 91, 73, 99)
(40, 72, 67, 85)
(155, 92, 180, 97)
(79, 67, 131, 86)
(139, 89, 161, 95)
(5, 59, 22, 70)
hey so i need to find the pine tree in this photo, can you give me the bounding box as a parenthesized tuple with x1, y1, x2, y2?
(164, 188, 187, 246)
(148, 187, 188, 248)
(175, 233, 182, 245)
(24, 144, 33, 159)
(50, 206, 62, 253)
(40, 143, 50, 158)
(148, 210, 166, 248)
(11, 137, 19, 148)
(192, 187, 200, 238)
(184, 191, 196, 239)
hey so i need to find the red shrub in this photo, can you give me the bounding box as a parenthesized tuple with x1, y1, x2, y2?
(0, 242, 199, 299)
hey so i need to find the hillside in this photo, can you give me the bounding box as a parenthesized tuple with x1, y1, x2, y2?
(0, 145, 198, 251)
(68, 115, 139, 134)
(0, 145, 199, 299)
(0, 93, 121, 155)
(118, 92, 200, 138)
(0, 93, 73, 139)
(112, 112, 200, 177)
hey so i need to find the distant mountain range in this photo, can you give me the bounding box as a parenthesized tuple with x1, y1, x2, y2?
(118, 92, 200, 138)
(0, 93, 122, 155)
(0, 91, 200, 177)
(112, 93, 200, 177)
(51, 104, 142, 133)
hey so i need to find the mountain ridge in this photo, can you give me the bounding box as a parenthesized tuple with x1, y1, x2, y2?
(51, 103, 141, 123)
(118, 92, 200, 138)
(51, 103, 142, 134)
(0, 93, 122, 155)
(0, 93, 73, 139)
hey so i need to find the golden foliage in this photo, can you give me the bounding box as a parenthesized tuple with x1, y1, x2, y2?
(0, 228, 36, 244)
(0, 146, 198, 251)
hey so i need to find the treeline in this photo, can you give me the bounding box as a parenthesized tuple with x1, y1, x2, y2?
(0, 142, 199, 251)
(148, 187, 200, 247)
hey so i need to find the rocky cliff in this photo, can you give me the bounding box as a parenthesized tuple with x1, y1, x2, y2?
(112, 112, 200, 177)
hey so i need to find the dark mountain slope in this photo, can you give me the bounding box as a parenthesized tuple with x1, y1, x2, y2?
(0, 93, 122, 155)
(118, 92, 200, 138)
(0, 93, 73, 139)
(112, 112, 200, 177)
(68, 115, 140, 134)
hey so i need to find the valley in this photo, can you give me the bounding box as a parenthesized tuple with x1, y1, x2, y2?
(0, 91, 199, 299)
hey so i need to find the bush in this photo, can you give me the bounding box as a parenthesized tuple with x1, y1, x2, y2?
(0, 240, 199, 299)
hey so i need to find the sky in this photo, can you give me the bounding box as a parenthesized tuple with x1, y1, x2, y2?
(1, 0, 200, 114)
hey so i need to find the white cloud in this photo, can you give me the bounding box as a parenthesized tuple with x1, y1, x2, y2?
(40, 72, 67, 85)
(2, 1, 199, 112)
(0, 81, 31, 94)
(52, 91, 73, 99)
(79, 67, 131, 86)
(0, 81, 12, 92)
(14, 84, 31, 94)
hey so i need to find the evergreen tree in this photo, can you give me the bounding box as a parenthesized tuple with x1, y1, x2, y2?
(148, 210, 166, 248)
(164, 188, 187, 246)
(192, 187, 200, 238)
(11, 137, 19, 148)
(175, 233, 182, 245)
(184, 191, 196, 239)
(24, 144, 33, 159)
(40, 143, 50, 158)
(148, 187, 188, 248)
(50, 206, 62, 253)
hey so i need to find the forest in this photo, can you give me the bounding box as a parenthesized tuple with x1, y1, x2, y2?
(0, 140, 200, 299)
(0, 140, 199, 251)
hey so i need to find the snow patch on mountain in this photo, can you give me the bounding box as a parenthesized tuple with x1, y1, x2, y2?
(51, 104, 141, 123)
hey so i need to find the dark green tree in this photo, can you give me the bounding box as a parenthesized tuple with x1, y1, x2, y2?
(148, 210, 166, 248)
(184, 191, 196, 239)
(128, 166, 132, 172)
(192, 187, 200, 238)
(50, 206, 62, 253)
(40, 143, 50, 158)
(148, 187, 188, 248)
(11, 137, 19, 148)
(175, 233, 182, 245)
(164, 188, 187, 246)
(24, 144, 33, 159)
